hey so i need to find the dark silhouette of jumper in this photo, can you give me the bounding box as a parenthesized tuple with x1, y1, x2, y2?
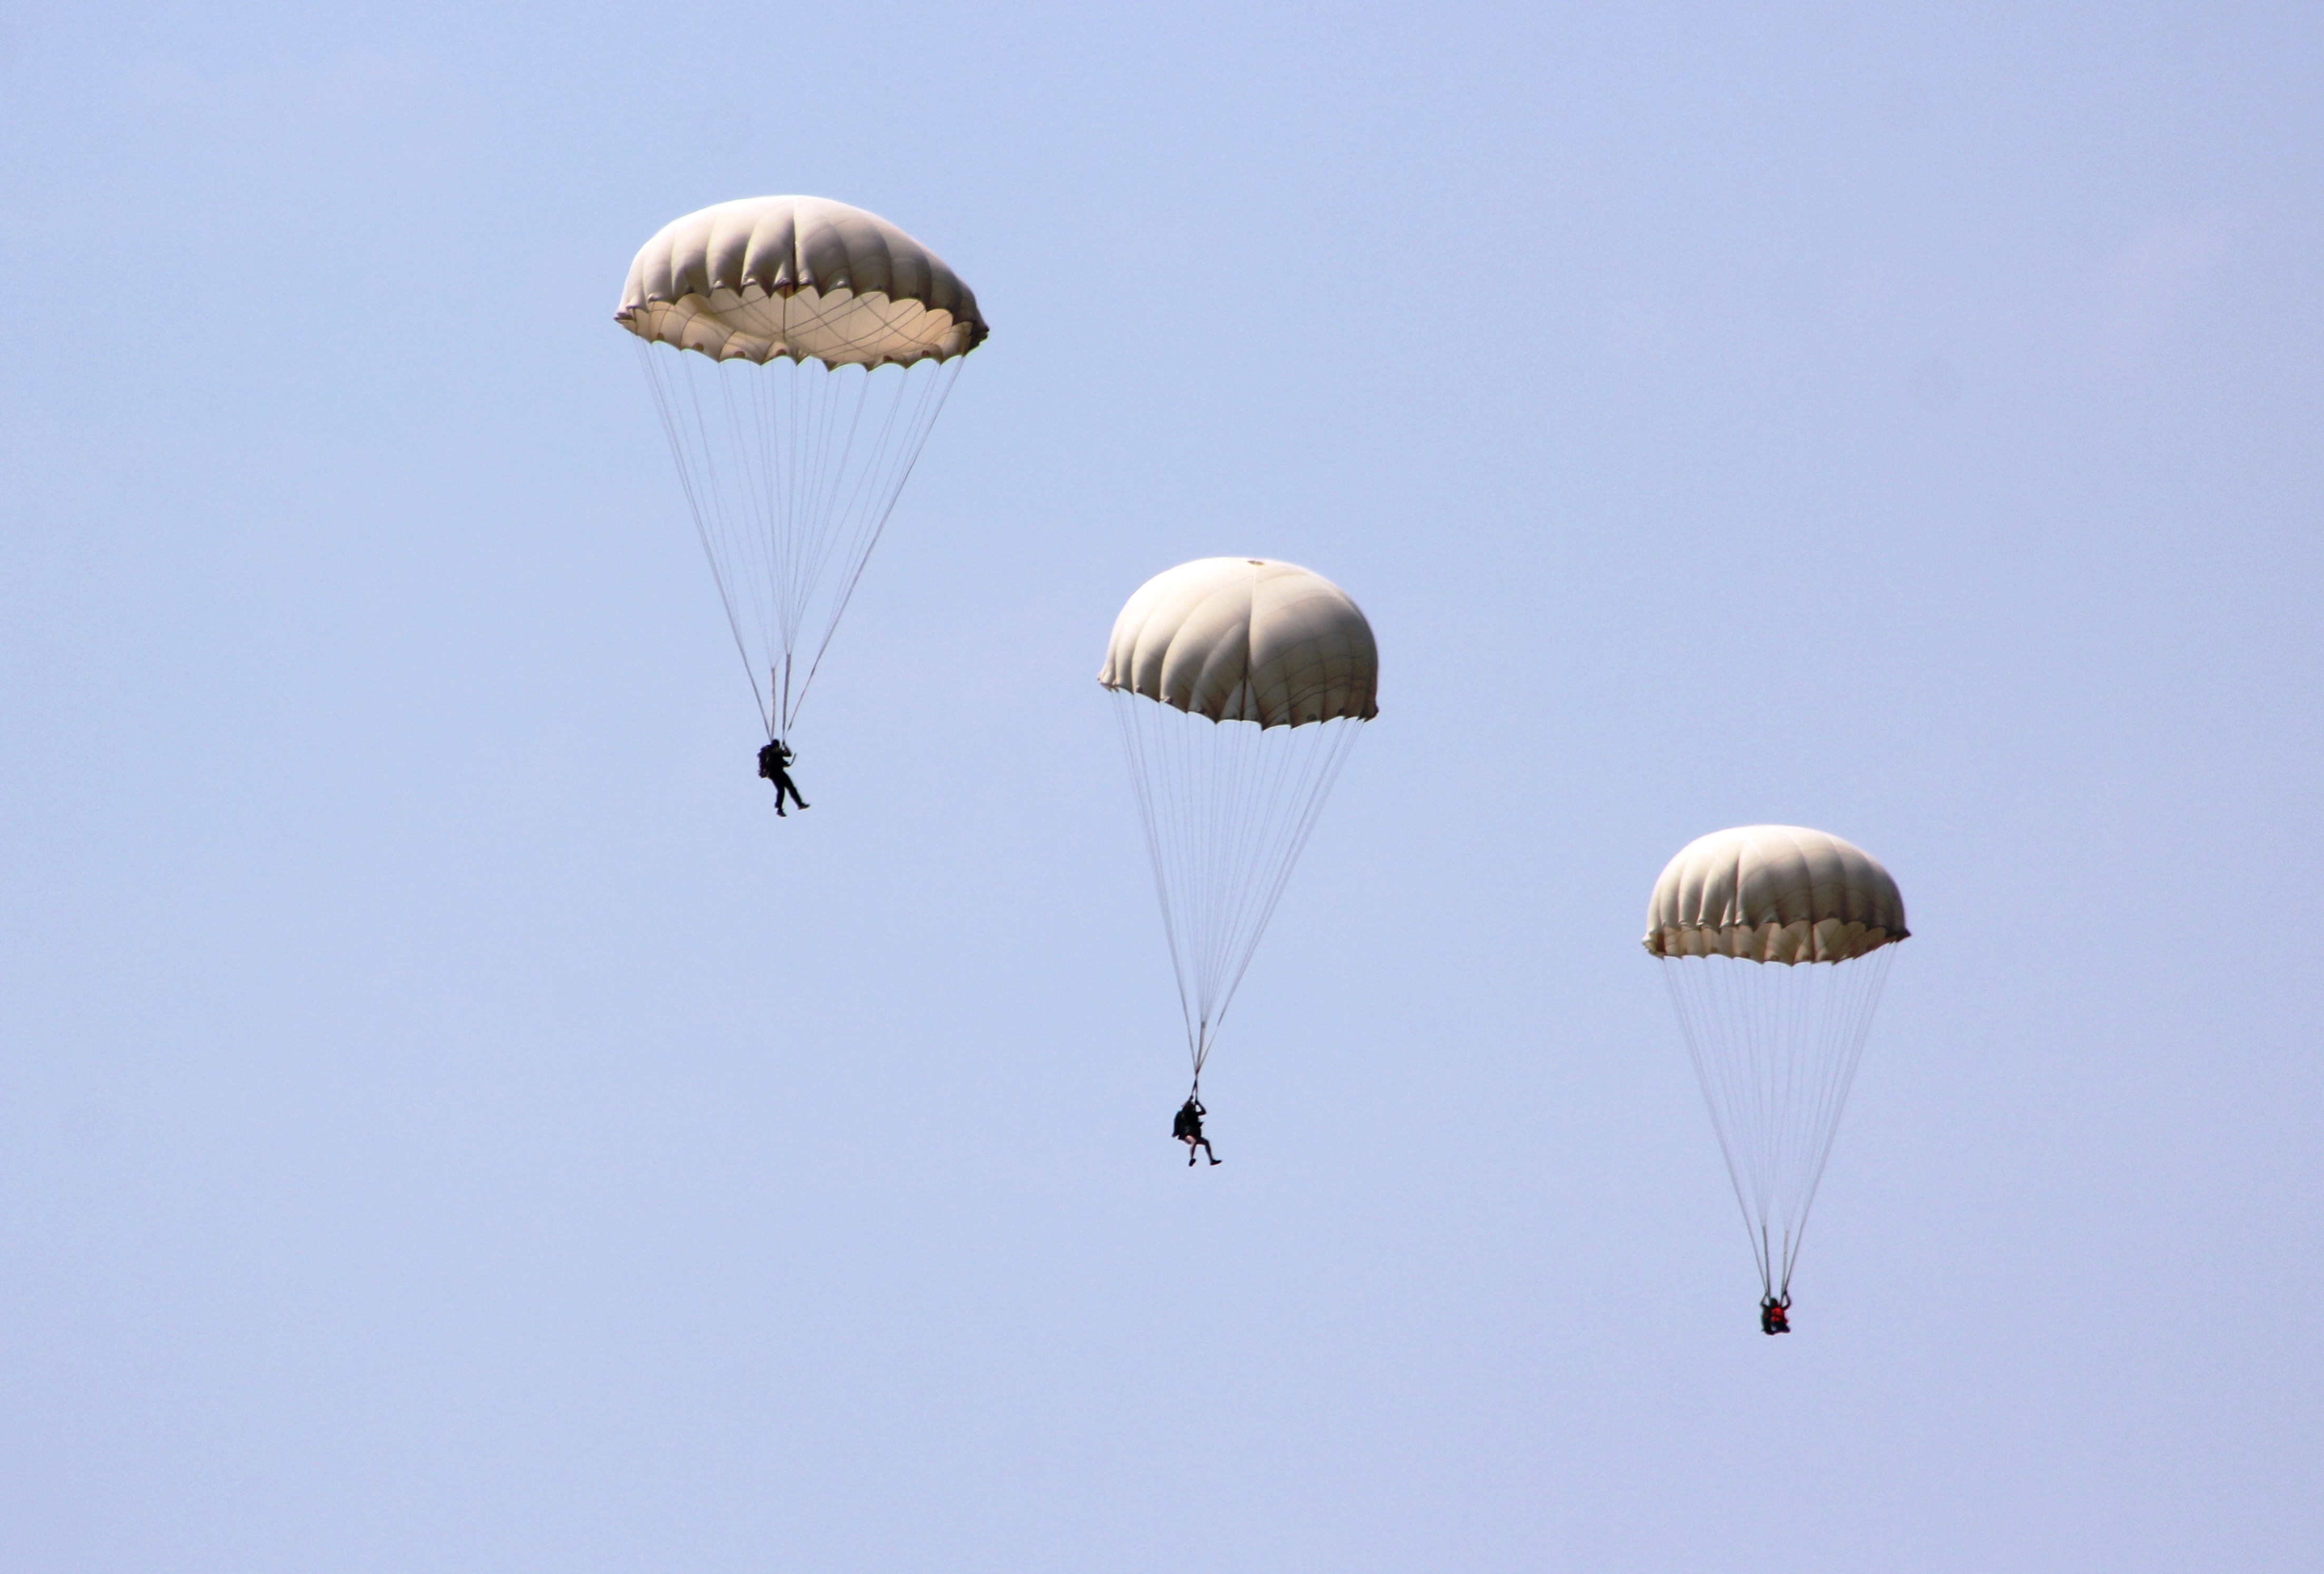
(1173, 1095, 1220, 1167)
(757, 739, 809, 816)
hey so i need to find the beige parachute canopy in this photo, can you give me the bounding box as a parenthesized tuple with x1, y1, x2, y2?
(1643, 825, 1907, 964)
(615, 195, 988, 369)
(1099, 558, 1380, 728)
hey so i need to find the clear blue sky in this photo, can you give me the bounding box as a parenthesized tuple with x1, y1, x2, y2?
(2, 4, 2319, 1570)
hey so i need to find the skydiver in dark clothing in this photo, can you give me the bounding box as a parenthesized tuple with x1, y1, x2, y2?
(1760, 1293, 1790, 1335)
(757, 739, 809, 816)
(1173, 1095, 1220, 1167)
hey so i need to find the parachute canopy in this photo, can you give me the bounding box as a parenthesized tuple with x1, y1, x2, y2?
(616, 195, 987, 368)
(1099, 557, 1380, 728)
(1643, 825, 1907, 965)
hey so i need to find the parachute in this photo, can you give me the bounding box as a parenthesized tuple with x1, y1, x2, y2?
(1101, 558, 1378, 1095)
(615, 195, 987, 744)
(1644, 825, 1908, 1312)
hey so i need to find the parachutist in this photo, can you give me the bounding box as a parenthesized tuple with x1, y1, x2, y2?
(757, 739, 809, 816)
(1106, 559, 1377, 1164)
(1173, 1095, 1220, 1166)
(1648, 826, 1908, 1335)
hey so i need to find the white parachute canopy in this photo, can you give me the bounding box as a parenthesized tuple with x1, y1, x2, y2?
(616, 195, 987, 739)
(1644, 825, 1909, 1303)
(1102, 558, 1379, 1089)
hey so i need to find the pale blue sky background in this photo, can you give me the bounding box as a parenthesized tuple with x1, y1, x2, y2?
(2, 3, 2319, 1570)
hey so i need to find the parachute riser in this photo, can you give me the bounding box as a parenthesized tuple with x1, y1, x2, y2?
(771, 655, 796, 742)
